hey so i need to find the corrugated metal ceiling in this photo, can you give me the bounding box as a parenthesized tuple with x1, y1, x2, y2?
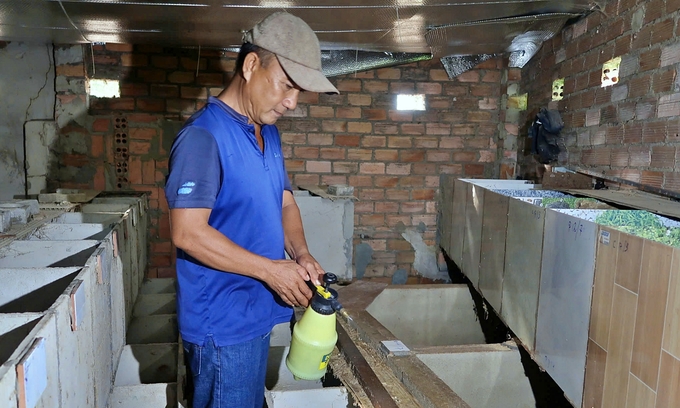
(0, 1, 596, 73)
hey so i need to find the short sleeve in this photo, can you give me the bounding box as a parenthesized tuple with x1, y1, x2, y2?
(164, 126, 221, 209)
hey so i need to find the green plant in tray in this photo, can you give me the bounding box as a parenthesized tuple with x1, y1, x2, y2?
(595, 210, 680, 248)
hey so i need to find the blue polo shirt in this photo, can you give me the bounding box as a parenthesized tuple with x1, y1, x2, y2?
(165, 96, 293, 346)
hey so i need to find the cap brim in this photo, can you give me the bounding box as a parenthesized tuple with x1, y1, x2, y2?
(277, 55, 339, 94)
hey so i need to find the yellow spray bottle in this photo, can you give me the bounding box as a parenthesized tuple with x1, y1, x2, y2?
(286, 273, 343, 380)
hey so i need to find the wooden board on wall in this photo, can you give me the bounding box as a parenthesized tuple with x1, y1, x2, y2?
(564, 189, 680, 219)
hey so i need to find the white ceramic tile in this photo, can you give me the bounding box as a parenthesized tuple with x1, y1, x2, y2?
(535, 210, 598, 406)
(450, 179, 468, 267)
(479, 191, 509, 313)
(462, 184, 485, 289)
(501, 199, 546, 351)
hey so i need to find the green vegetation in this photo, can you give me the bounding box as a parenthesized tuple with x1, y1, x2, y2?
(541, 197, 609, 209)
(595, 210, 680, 248)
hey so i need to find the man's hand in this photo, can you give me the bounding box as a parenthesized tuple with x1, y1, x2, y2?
(264, 260, 314, 308)
(295, 252, 325, 286)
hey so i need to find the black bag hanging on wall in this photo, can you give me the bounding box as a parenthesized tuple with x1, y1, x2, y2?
(528, 108, 564, 164)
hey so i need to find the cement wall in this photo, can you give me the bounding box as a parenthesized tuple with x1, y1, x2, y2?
(0, 195, 148, 408)
(0, 42, 55, 200)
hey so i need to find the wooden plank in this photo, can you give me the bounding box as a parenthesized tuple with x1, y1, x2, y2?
(335, 323, 403, 408)
(564, 189, 680, 219)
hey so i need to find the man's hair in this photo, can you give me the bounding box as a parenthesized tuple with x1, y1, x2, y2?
(235, 43, 275, 75)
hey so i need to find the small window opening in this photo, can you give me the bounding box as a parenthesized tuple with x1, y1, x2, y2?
(89, 79, 120, 98)
(601, 57, 621, 88)
(397, 94, 426, 111)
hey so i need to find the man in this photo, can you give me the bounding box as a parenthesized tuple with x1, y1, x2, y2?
(164, 12, 339, 408)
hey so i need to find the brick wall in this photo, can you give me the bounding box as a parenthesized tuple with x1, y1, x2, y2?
(54, 43, 510, 279)
(520, 0, 680, 191)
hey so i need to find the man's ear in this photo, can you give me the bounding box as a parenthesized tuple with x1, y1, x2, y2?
(242, 52, 260, 82)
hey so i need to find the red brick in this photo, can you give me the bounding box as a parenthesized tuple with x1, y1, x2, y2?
(293, 174, 320, 186)
(306, 161, 331, 173)
(108, 98, 135, 110)
(121, 54, 148, 67)
(318, 147, 344, 160)
(358, 162, 386, 176)
(308, 133, 333, 145)
(56, 64, 85, 77)
(464, 164, 485, 176)
(90, 135, 105, 158)
(151, 84, 179, 98)
(348, 94, 372, 106)
(388, 111, 413, 122)
(137, 69, 167, 83)
(91, 118, 111, 133)
(416, 82, 442, 94)
(653, 69, 676, 93)
(336, 79, 362, 92)
(322, 120, 347, 132)
(399, 176, 425, 187)
(377, 68, 401, 80)
(360, 214, 385, 226)
(196, 73, 224, 86)
(136, 98, 166, 112)
(623, 123, 643, 144)
(347, 149, 372, 161)
(348, 122, 372, 133)
(181, 86, 208, 99)
(629, 146, 651, 166)
(151, 55, 178, 69)
(467, 111, 493, 122)
(414, 137, 438, 149)
(129, 140, 151, 156)
(651, 18, 675, 44)
(643, 121, 667, 143)
(293, 146, 319, 159)
(482, 71, 501, 83)
(129, 127, 157, 140)
(310, 106, 334, 118)
(364, 81, 388, 93)
(335, 135, 360, 147)
(168, 71, 195, 84)
(361, 136, 386, 147)
(391, 82, 415, 94)
(297, 92, 319, 104)
(639, 48, 662, 72)
(581, 148, 611, 166)
(641, 171, 664, 188)
(388, 137, 412, 148)
(426, 151, 451, 162)
(142, 160, 155, 184)
(94, 54, 119, 65)
(456, 71, 480, 83)
(651, 146, 676, 168)
(429, 69, 449, 81)
(401, 124, 424, 135)
(610, 148, 629, 167)
(374, 150, 399, 162)
(336, 107, 361, 119)
(362, 109, 387, 121)
(105, 43, 134, 52)
(453, 151, 477, 162)
(385, 163, 410, 175)
(181, 56, 207, 71)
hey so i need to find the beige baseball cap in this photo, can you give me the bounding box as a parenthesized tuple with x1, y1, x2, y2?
(243, 12, 339, 94)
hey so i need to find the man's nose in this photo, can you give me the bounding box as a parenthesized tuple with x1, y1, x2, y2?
(282, 89, 299, 110)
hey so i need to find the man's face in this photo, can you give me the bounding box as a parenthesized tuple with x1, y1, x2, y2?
(245, 54, 301, 125)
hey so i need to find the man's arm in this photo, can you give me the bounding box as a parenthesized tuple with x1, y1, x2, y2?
(281, 190, 325, 286)
(169, 207, 313, 307)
